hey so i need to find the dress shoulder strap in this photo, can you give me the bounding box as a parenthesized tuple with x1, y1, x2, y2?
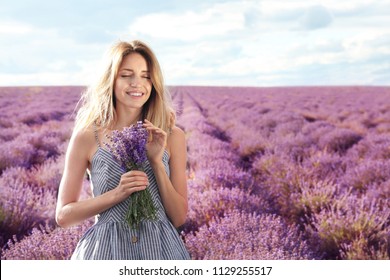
(93, 122, 101, 148)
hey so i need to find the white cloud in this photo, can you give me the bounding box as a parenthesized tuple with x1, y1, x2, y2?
(0, 17, 109, 86)
(0, 21, 34, 34)
(323, 0, 390, 16)
(128, 2, 246, 41)
(299, 5, 333, 29)
(1, 0, 389, 86)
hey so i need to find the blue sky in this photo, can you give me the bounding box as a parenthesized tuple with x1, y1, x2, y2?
(1, 0, 389, 86)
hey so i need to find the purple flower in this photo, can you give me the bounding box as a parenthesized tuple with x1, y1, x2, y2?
(105, 121, 148, 171)
(105, 121, 156, 228)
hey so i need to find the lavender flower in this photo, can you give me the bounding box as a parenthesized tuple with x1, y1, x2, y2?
(184, 210, 316, 260)
(2, 219, 94, 260)
(105, 121, 157, 228)
(2, 85, 390, 260)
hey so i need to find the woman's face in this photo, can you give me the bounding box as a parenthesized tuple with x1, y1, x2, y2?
(114, 52, 152, 111)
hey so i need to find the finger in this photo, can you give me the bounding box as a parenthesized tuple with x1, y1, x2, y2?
(122, 173, 148, 182)
(153, 131, 167, 141)
(142, 120, 166, 135)
(122, 179, 149, 190)
(127, 185, 147, 195)
(122, 177, 148, 185)
(124, 170, 148, 177)
(124, 180, 149, 188)
(145, 128, 165, 140)
(143, 119, 162, 131)
(144, 126, 159, 132)
(156, 130, 167, 136)
(143, 122, 154, 129)
(122, 178, 148, 187)
(121, 175, 148, 185)
(143, 119, 154, 128)
(145, 127, 166, 136)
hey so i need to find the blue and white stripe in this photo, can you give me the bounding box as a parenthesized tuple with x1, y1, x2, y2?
(71, 141, 190, 260)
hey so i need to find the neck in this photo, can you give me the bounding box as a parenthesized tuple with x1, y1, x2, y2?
(112, 107, 143, 130)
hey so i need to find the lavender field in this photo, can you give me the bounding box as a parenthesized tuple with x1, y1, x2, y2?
(1, 85, 389, 260)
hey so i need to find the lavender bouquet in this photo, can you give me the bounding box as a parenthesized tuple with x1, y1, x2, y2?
(105, 121, 157, 228)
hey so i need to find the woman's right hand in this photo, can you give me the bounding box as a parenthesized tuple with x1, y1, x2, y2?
(114, 170, 149, 202)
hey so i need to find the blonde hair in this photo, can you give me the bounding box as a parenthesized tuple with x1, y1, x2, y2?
(74, 40, 175, 133)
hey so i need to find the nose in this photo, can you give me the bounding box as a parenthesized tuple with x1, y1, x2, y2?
(129, 75, 142, 88)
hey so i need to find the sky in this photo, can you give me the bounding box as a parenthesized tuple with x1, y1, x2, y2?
(0, 0, 389, 87)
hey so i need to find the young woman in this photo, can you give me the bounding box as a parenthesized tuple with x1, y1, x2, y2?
(55, 40, 191, 260)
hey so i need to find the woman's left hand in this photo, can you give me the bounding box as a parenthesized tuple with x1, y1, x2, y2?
(143, 119, 167, 164)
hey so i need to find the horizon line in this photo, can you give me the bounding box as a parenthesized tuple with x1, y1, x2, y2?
(0, 84, 389, 89)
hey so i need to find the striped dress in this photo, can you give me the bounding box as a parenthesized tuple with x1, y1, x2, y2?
(71, 129, 191, 260)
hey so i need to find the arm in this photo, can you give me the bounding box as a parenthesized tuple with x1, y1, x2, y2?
(145, 121, 188, 228)
(55, 128, 149, 228)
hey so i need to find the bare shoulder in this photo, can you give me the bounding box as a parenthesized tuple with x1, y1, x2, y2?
(68, 126, 97, 161)
(70, 126, 94, 146)
(168, 126, 186, 144)
(166, 126, 186, 156)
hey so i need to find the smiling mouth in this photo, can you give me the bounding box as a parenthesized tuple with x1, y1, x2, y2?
(126, 91, 144, 97)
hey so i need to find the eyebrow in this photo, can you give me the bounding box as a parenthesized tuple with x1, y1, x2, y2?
(120, 68, 149, 73)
